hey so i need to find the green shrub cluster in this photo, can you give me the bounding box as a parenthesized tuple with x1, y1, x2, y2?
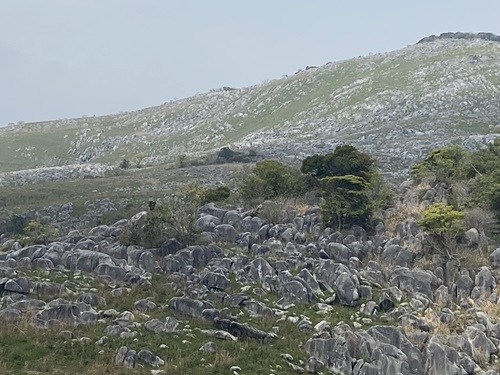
(239, 160, 306, 205)
(119, 183, 233, 248)
(216, 146, 258, 164)
(238, 145, 393, 231)
(412, 137, 500, 226)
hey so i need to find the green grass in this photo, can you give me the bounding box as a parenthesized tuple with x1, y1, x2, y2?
(0, 128, 77, 173)
(0, 164, 194, 217)
(0, 261, 396, 374)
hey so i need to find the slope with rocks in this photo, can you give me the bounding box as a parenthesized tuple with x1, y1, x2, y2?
(1, 35, 500, 180)
(0, 192, 500, 374)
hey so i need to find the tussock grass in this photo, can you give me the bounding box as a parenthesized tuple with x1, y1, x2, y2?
(384, 202, 425, 235)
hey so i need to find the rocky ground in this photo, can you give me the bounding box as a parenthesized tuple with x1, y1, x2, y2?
(1, 184, 500, 374)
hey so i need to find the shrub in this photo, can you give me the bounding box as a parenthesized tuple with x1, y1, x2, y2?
(201, 186, 231, 204)
(254, 160, 305, 197)
(118, 159, 130, 169)
(419, 203, 465, 235)
(239, 175, 273, 206)
(121, 190, 201, 248)
(23, 219, 58, 245)
(419, 203, 467, 264)
(411, 145, 467, 183)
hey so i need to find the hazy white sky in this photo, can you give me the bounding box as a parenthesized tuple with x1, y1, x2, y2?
(2, 0, 500, 126)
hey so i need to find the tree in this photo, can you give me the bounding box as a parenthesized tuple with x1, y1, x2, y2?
(324, 145, 375, 181)
(411, 145, 466, 182)
(301, 145, 376, 188)
(419, 203, 466, 265)
(240, 174, 273, 205)
(320, 175, 372, 231)
(121, 187, 202, 248)
(254, 160, 304, 197)
(419, 203, 465, 235)
(301, 154, 328, 179)
(301, 145, 385, 230)
(217, 147, 234, 161)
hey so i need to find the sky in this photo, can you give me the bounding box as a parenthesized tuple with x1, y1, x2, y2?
(1, 0, 500, 126)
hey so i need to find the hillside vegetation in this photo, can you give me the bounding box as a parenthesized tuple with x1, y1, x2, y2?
(0, 141, 500, 374)
(1, 36, 500, 180)
(2, 30, 500, 372)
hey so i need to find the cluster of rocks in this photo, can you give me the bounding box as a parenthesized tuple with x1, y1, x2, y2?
(0, 163, 113, 187)
(0, 200, 500, 374)
(418, 32, 500, 44)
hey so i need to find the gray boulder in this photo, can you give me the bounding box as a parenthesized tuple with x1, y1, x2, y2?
(367, 325, 423, 375)
(242, 300, 274, 317)
(36, 304, 83, 325)
(158, 239, 183, 257)
(138, 251, 155, 272)
(305, 336, 353, 375)
(324, 242, 351, 264)
(453, 271, 474, 300)
(115, 346, 137, 368)
(134, 299, 157, 313)
(78, 292, 106, 307)
(214, 224, 239, 243)
(213, 318, 276, 342)
(278, 280, 309, 304)
(137, 349, 164, 367)
(390, 268, 436, 299)
(168, 297, 212, 319)
(94, 263, 126, 282)
(195, 215, 221, 232)
(66, 250, 114, 273)
(247, 258, 275, 284)
(9, 299, 46, 312)
(4, 278, 30, 294)
(466, 326, 497, 364)
(199, 341, 217, 353)
(198, 203, 227, 221)
(489, 247, 500, 268)
(474, 266, 495, 299)
(222, 210, 243, 229)
(381, 245, 414, 268)
(335, 272, 360, 307)
(201, 271, 231, 291)
(241, 216, 264, 234)
(464, 228, 480, 248)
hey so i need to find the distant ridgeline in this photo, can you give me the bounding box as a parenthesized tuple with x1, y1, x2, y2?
(418, 32, 500, 44)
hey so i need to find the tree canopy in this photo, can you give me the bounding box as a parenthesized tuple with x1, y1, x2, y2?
(301, 145, 375, 182)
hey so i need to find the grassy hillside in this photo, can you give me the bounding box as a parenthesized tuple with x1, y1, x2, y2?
(1, 38, 499, 177)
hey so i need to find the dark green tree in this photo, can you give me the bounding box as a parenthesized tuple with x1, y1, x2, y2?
(217, 147, 234, 161)
(320, 175, 372, 231)
(301, 145, 386, 230)
(301, 145, 375, 185)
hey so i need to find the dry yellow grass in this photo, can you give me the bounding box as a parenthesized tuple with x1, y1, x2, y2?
(384, 202, 425, 235)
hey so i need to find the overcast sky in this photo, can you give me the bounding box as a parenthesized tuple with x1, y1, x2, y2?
(1, 0, 500, 126)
